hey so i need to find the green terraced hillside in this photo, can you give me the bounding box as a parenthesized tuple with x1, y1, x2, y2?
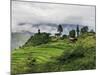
(11, 33, 96, 75)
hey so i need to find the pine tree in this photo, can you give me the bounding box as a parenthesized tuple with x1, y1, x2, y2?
(76, 25, 79, 37)
(57, 25, 63, 35)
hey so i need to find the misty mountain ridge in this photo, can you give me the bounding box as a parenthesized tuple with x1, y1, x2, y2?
(12, 23, 95, 50)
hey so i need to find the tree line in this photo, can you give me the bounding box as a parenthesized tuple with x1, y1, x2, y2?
(23, 24, 94, 47)
(57, 24, 90, 38)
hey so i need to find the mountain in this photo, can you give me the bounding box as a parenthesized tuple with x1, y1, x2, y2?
(11, 31, 33, 50)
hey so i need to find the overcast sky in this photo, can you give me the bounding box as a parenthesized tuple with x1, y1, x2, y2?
(12, 0, 95, 33)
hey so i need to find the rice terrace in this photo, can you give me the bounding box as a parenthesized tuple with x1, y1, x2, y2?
(11, 0, 96, 75)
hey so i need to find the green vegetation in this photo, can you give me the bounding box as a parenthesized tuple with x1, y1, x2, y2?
(81, 26, 88, 34)
(24, 33, 51, 46)
(11, 26, 96, 75)
(61, 35, 68, 39)
(69, 30, 76, 38)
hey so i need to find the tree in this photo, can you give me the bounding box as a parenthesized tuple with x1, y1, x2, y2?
(90, 29, 95, 33)
(81, 26, 88, 34)
(38, 29, 40, 34)
(69, 30, 76, 38)
(57, 25, 63, 35)
(62, 35, 67, 39)
(76, 25, 79, 37)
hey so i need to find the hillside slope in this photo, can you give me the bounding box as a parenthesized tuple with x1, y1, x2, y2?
(11, 33, 96, 75)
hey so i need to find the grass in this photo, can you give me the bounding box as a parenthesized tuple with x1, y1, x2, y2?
(11, 33, 96, 75)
